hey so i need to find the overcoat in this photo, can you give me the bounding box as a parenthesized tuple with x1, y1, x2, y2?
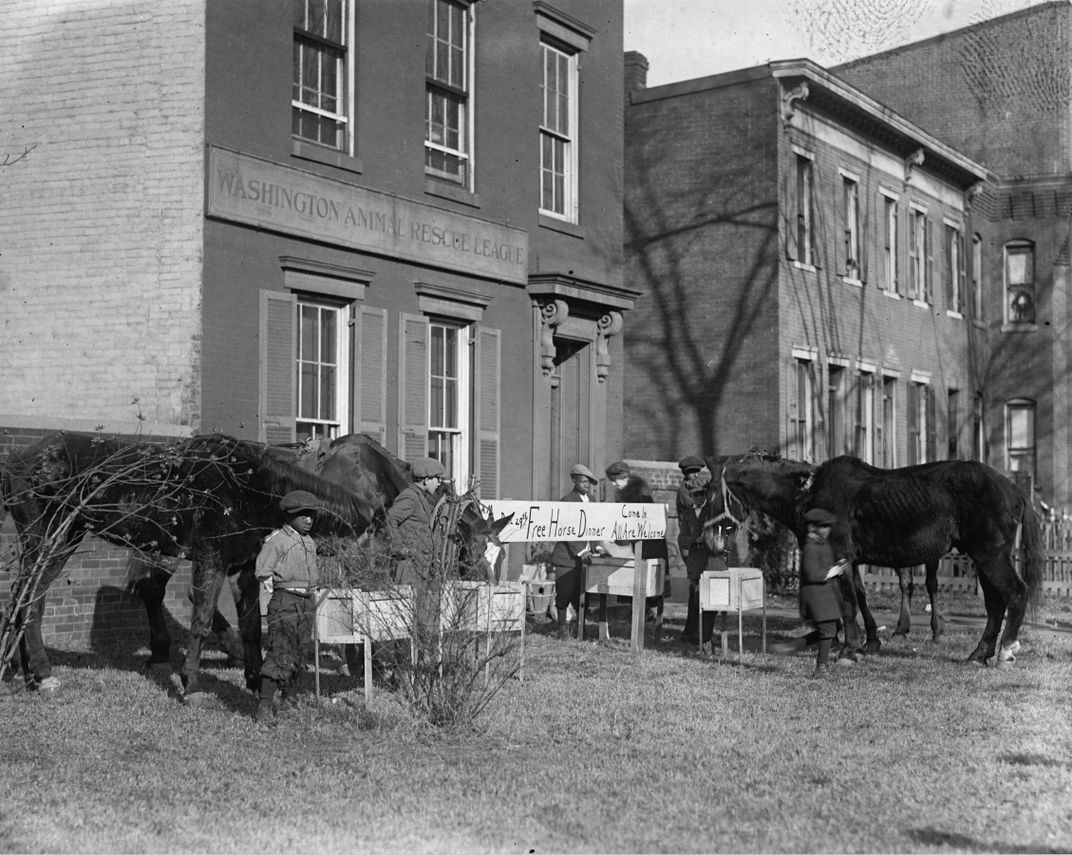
(549, 488, 592, 568)
(385, 483, 443, 584)
(798, 536, 842, 623)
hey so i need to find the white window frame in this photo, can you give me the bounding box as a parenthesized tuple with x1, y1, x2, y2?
(879, 373, 898, 468)
(790, 354, 815, 462)
(539, 38, 579, 222)
(855, 367, 875, 464)
(425, 0, 474, 188)
(427, 318, 472, 485)
(1005, 399, 1036, 477)
(881, 189, 900, 296)
(292, 0, 353, 153)
(908, 205, 928, 303)
(793, 148, 816, 268)
(296, 298, 350, 441)
(1003, 240, 1036, 326)
(971, 233, 984, 322)
(840, 170, 861, 283)
(945, 220, 965, 318)
(909, 375, 930, 465)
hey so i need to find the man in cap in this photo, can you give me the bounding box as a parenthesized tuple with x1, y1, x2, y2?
(605, 460, 670, 628)
(675, 455, 706, 524)
(549, 463, 602, 640)
(677, 469, 714, 643)
(253, 489, 322, 721)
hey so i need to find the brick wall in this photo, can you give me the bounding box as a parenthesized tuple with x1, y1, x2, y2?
(0, 1, 206, 431)
(1, 428, 194, 653)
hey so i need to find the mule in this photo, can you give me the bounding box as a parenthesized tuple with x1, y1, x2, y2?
(706, 451, 1043, 665)
(0, 432, 375, 699)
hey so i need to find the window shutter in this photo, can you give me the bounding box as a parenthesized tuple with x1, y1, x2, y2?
(259, 290, 297, 444)
(353, 306, 388, 444)
(926, 385, 938, 462)
(473, 326, 501, 499)
(397, 313, 429, 460)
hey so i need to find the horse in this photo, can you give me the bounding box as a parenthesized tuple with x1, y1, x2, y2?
(706, 450, 1043, 665)
(0, 432, 375, 700)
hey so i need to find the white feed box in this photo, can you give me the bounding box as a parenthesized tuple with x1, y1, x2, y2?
(699, 568, 765, 611)
(585, 557, 662, 598)
(314, 587, 414, 644)
(444, 581, 525, 632)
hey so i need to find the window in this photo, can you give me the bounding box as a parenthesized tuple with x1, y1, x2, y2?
(970, 234, 984, 321)
(841, 173, 860, 279)
(945, 223, 965, 315)
(947, 389, 959, 459)
(881, 192, 899, 293)
(972, 392, 985, 462)
(292, 0, 350, 150)
(879, 376, 897, 468)
(1005, 399, 1036, 477)
(792, 152, 815, 266)
(908, 381, 929, 464)
(908, 208, 928, 301)
(296, 299, 348, 440)
(790, 358, 814, 461)
(1004, 241, 1035, 324)
(827, 364, 846, 457)
(427, 320, 471, 479)
(854, 370, 874, 463)
(540, 39, 579, 220)
(426, 0, 472, 185)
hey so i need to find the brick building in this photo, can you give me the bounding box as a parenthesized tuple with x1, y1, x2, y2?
(834, 0, 1072, 504)
(0, 0, 629, 647)
(623, 57, 992, 479)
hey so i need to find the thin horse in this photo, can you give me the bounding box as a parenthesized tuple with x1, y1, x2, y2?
(706, 451, 1043, 665)
(0, 432, 374, 698)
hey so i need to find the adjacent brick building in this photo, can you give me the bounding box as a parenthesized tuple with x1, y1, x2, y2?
(624, 58, 992, 481)
(0, 0, 630, 647)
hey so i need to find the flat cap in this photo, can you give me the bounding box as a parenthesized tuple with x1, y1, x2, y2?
(605, 460, 631, 479)
(678, 455, 705, 473)
(411, 456, 446, 479)
(684, 471, 711, 493)
(803, 507, 838, 526)
(569, 463, 598, 483)
(279, 490, 320, 514)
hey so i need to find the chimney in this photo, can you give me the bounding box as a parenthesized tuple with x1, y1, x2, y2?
(624, 51, 648, 92)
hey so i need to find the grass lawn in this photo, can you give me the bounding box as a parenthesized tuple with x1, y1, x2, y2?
(1, 590, 1071, 854)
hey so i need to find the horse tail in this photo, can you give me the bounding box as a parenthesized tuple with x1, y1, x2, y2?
(1018, 499, 1044, 618)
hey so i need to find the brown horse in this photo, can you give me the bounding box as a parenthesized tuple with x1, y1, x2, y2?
(706, 451, 1043, 666)
(0, 432, 375, 699)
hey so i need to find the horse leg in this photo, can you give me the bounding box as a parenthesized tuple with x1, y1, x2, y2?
(892, 567, 913, 641)
(133, 564, 173, 675)
(990, 554, 1028, 664)
(231, 564, 263, 692)
(966, 571, 1005, 666)
(834, 570, 861, 661)
(851, 566, 881, 654)
(12, 551, 72, 690)
(181, 556, 226, 702)
(924, 561, 944, 642)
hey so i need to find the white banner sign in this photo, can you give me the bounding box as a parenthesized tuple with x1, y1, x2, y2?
(485, 501, 667, 543)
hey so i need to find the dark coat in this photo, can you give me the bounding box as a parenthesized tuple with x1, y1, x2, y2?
(549, 488, 592, 568)
(799, 536, 841, 623)
(385, 483, 443, 584)
(615, 474, 669, 561)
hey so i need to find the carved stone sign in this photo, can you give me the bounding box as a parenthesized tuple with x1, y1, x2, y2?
(206, 146, 529, 284)
(485, 501, 667, 543)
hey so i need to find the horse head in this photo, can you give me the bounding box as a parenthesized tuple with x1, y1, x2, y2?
(449, 498, 514, 582)
(703, 451, 815, 533)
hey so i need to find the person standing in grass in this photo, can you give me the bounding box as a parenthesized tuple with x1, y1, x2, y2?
(774, 506, 848, 677)
(253, 490, 321, 722)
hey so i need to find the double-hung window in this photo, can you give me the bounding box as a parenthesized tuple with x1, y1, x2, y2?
(1004, 241, 1035, 325)
(791, 151, 815, 266)
(297, 299, 348, 441)
(841, 172, 860, 280)
(881, 191, 899, 294)
(293, 0, 350, 151)
(908, 207, 928, 301)
(428, 320, 471, 479)
(790, 356, 814, 461)
(854, 368, 875, 464)
(970, 234, 984, 321)
(1005, 399, 1036, 477)
(540, 39, 579, 221)
(945, 222, 965, 315)
(426, 0, 472, 186)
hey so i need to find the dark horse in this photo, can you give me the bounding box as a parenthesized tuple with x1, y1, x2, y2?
(0, 432, 375, 699)
(706, 451, 1043, 666)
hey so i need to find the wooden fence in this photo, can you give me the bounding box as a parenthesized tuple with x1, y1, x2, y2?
(858, 551, 1072, 599)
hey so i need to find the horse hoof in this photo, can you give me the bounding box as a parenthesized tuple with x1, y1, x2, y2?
(183, 691, 212, 707)
(864, 640, 881, 654)
(888, 634, 908, 648)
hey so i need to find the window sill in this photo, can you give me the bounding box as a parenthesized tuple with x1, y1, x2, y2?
(424, 179, 481, 209)
(791, 260, 817, 273)
(291, 139, 363, 174)
(971, 318, 986, 330)
(912, 299, 931, 310)
(538, 214, 586, 239)
(840, 276, 863, 288)
(882, 289, 902, 300)
(1000, 322, 1039, 333)
(946, 310, 964, 320)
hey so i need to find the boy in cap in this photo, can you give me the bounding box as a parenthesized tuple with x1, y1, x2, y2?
(253, 489, 321, 721)
(549, 463, 602, 640)
(773, 507, 849, 676)
(677, 470, 717, 643)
